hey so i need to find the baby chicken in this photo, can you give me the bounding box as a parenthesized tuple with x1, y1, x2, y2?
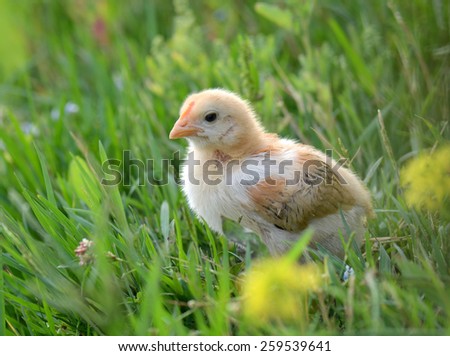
(169, 89, 373, 257)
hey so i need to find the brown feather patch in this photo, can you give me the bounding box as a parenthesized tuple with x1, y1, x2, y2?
(247, 154, 357, 232)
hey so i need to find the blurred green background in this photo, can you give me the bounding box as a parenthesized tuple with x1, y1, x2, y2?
(0, 0, 449, 335)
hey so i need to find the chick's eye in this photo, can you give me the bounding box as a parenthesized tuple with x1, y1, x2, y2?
(204, 112, 218, 123)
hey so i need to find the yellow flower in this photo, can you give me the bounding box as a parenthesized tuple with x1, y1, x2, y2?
(241, 258, 321, 323)
(401, 145, 450, 213)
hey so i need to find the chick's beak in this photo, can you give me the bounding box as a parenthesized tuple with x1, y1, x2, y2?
(169, 117, 203, 139)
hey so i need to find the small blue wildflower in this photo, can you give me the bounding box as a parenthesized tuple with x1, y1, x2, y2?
(51, 102, 79, 121)
(21, 122, 40, 136)
(343, 265, 354, 281)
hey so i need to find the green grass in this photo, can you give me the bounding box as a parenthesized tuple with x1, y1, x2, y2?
(0, 0, 449, 335)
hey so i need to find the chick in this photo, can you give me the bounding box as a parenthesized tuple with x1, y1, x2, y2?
(169, 89, 373, 257)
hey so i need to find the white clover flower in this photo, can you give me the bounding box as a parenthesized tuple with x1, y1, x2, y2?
(74, 238, 94, 266)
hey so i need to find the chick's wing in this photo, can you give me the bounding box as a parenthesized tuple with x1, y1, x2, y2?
(246, 151, 356, 232)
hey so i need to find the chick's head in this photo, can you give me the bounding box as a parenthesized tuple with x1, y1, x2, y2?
(169, 89, 264, 151)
